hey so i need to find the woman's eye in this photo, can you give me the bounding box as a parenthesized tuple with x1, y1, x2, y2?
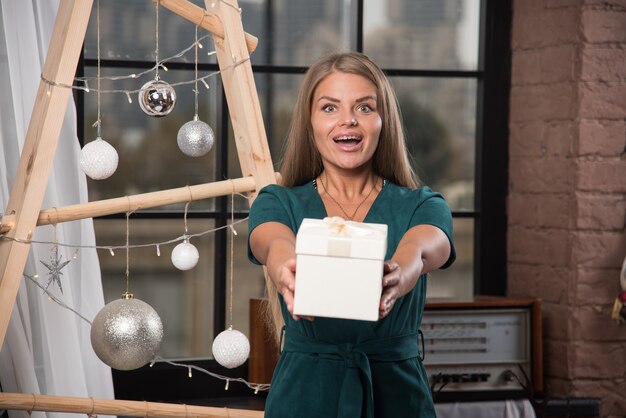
(322, 104, 337, 112)
(357, 104, 373, 113)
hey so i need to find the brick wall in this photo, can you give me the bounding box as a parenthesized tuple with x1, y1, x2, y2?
(508, 1, 626, 416)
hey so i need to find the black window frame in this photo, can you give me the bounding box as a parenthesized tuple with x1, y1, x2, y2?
(75, 0, 511, 404)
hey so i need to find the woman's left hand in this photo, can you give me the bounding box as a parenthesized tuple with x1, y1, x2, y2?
(379, 259, 423, 319)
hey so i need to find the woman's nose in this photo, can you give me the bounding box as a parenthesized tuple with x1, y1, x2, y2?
(339, 115, 358, 127)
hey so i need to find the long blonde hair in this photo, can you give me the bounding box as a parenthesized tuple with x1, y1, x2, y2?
(279, 51, 420, 188)
(266, 52, 421, 341)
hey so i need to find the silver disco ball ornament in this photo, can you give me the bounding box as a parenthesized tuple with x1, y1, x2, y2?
(212, 326, 250, 369)
(90, 293, 163, 370)
(80, 137, 119, 180)
(177, 116, 215, 157)
(138, 78, 176, 117)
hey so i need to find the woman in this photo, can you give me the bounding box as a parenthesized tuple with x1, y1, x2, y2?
(248, 52, 455, 418)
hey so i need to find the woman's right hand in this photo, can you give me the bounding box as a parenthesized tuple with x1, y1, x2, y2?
(274, 257, 297, 317)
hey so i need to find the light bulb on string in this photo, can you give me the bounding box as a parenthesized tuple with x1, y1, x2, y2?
(177, 20, 214, 156)
(80, 0, 118, 180)
(139, 0, 176, 117)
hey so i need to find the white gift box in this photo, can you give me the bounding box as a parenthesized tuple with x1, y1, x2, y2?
(293, 217, 388, 321)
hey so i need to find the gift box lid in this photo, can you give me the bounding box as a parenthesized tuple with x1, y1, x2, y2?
(295, 217, 388, 260)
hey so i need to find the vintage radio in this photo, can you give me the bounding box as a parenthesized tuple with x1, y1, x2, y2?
(422, 296, 543, 401)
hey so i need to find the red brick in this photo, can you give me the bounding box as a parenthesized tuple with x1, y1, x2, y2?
(544, 302, 575, 340)
(510, 121, 575, 158)
(582, 9, 626, 43)
(509, 158, 573, 193)
(544, 377, 574, 398)
(575, 193, 626, 230)
(570, 379, 626, 417)
(572, 304, 626, 341)
(509, 193, 571, 229)
(577, 120, 625, 156)
(572, 341, 625, 378)
(576, 267, 624, 304)
(512, 45, 577, 85)
(571, 231, 626, 268)
(579, 82, 626, 120)
(510, 83, 578, 122)
(575, 160, 626, 193)
(508, 264, 571, 303)
(544, 340, 572, 378)
(581, 46, 626, 82)
(512, 8, 580, 49)
(508, 226, 571, 266)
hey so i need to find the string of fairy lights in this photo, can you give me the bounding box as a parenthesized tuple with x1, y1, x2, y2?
(2, 0, 270, 395)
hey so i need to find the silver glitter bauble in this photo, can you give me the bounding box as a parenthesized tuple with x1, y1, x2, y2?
(171, 240, 199, 271)
(212, 326, 250, 369)
(80, 137, 118, 180)
(177, 117, 215, 157)
(138, 78, 176, 117)
(90, 294, 163, 370)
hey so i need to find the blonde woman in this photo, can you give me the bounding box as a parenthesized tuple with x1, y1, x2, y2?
(248, 52, 455, 418)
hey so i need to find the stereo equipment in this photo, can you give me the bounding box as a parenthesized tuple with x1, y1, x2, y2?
(423, 297, 543, 401)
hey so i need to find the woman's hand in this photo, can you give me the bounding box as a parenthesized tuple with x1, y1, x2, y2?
(273, 258, 297, 317)
(379, 259, 422, 319)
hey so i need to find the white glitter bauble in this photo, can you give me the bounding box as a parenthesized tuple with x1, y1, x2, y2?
(138, 79, 176, 117)
(90, 294, 163, 371)
(171, 240, 199, 271)
(80, 137, 118, 180)
(212, 326, 250, 369)
(177, 117, 215, 157)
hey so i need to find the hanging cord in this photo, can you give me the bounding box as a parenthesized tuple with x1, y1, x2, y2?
(228, 188, 236, 326)
(95, 0, 101, 138)
(154, 0, 160, 80)
(125, 210, 131, 294)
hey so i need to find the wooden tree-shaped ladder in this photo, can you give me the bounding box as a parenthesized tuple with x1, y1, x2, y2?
(0, 0, 275, 416)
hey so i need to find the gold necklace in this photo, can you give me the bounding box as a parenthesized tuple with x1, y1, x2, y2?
(319, 174, 378, 221)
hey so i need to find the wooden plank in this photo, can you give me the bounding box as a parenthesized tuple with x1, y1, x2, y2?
(159, 0, 258, 53)
(207, 0, 276, 201)
(248, 298, 279, 384)
(0, 0, 93, 347)
(0, 392, 264, 418)
(0, 173, 281, 233)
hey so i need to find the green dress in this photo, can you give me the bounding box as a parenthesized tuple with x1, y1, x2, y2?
(248, 181, 456, 418)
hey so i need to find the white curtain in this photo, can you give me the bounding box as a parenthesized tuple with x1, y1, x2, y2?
(0, 1, 114, 418)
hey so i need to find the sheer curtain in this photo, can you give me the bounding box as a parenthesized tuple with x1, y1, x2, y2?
(0, 2, 114, 417)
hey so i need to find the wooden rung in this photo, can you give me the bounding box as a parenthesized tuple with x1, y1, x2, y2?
(158, 0, 258, 53)
(0, 173, 280, 233)
(0, 392, 264, 418)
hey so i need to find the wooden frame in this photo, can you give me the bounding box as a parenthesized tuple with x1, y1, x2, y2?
(0, 0, 275, 415)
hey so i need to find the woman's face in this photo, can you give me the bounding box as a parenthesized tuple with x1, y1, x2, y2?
(310, 71, 382, 173)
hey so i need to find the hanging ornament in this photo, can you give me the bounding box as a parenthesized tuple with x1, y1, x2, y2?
(212, 326, 250, 369)
(80, 137, 119, 180)
(212, 191, 249, 369)
(177, 116, 215, 157)
(90, 293, 163, 370)
(138, 78, 177, 117)
(176, 21, 214, 156)
(81, 4, 118, 181)
(40, 240, 75, 294)
(171, 238, 199, 270)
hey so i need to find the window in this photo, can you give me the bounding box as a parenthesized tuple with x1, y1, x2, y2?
(79, 0, 509, 401)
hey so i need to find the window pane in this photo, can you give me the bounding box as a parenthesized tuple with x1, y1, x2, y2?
(427, 217, 473, 299)
(390, 76, 476, 210)
(96, 218, 216, 359)
(83, 67, 220, 210)
(226, 73, 304, 182)
(363, 0, 480, 70)
(227, 221, 266, 338)
(84, 0, 217, 65)
(249, 0, 357, 66)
